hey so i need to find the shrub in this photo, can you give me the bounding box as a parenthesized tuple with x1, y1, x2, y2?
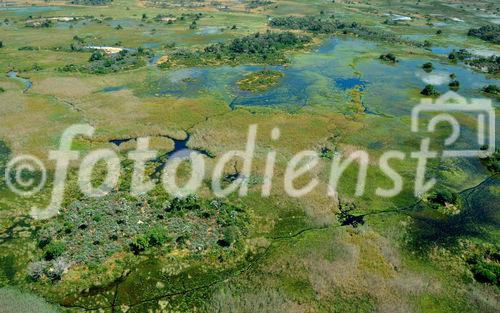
(379, 53, 397, 63)
(479, 147, 499, 173)
(428, 187, 458, 206)
(59, 64, 79, 72)
(43, 242, 66, 261)
(422, 62, 433, 72)
(27, 261, 47, 281)
(482, 84, 500, 95)
(89, 51, 104, 61)
(170, 195, 200, 212)
(147, 226, 169, 246)
(420, 84, 440, 96)
(45, 258, 70, 281)
(222, 226, 239, 246)
(472, 264, 497, 284)
(130, 236, 149, 255)
(449, 80, 460, 90)
(448, 49, 471, 62)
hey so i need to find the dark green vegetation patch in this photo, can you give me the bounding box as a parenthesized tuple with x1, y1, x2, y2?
(161, 31, 311, 67)
(468, 25, 500, 44)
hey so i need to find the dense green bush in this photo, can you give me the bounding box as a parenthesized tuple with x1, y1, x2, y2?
(427, 187, 458, 207)
(449, 80, 460, 91)
(147, 225, 169, 246)
(471, 263, 499, 284)
(43, 242, 66, 261)
(420, 84, 440, 96)
(448, 49, 471, 62)
(163, 31, 311, 66)
(270, 15, 355, 34)
(448, 49, 499, 73)
(422, 62, 433, 72)
(269, 15, 421, 46)
(130, 236, 150, 255)
(379, 53, 397, 63)
(221, 226, 239, 246)
(89, 50, 104, 61)
(482, 84, 500, 96)
(60, 49, 147, 74)
(130, 225, 169, 254)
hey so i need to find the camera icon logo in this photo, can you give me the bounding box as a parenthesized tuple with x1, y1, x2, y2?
(411, 91, 495, 158)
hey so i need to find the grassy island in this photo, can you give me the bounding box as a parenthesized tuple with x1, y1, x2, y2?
(237, 70, 284, 92)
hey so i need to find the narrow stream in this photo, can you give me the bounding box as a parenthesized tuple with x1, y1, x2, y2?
(7, 71, 33, 93)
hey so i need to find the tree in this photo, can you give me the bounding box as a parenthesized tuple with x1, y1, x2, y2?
(43, 241, 66, 260)
(422, 62, 433, 72)
(379, 53, 397, 63)
(472, 264, 498, 284)
(420, 84, 440, 96)
(0, 41, 3, 48)
(130, 236, 149, 255)
(449, 80, 460, 91)
(482, 84, 500, 95)
(468, 25, 500, 44)
(428, 187, 457, 206)
(89, 50, 104, 61)
(146, 226, 168, 246)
